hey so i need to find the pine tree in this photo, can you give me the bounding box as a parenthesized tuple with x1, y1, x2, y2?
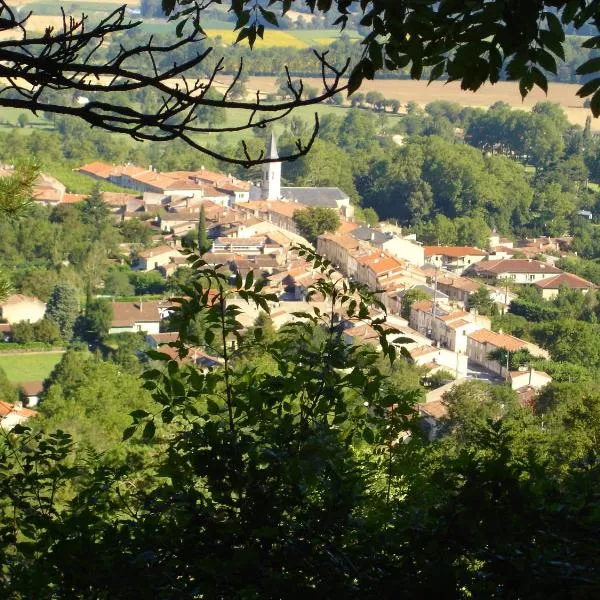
(81, 183, 109, 237)
(45, 283, 79, 341)
(198, 205, 210, 252)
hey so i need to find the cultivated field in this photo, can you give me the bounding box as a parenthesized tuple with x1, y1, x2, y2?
(240, 77, 599, 130)
(0, 352, 62, 383)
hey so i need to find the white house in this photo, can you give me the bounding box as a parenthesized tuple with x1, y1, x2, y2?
(0, 295, 46, 324)
(109, 301, 161, 335)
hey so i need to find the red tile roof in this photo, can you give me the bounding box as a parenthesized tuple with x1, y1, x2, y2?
(468, 329, 525, 352)
(535, 272, 596, 290)
(0, 401, 38, 419)
(110, 301, 160, 327)
(425, 246, 487, 258)
(473, 259, 562, 275)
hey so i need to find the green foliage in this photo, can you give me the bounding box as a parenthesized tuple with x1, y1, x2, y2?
(292, 206, 341, 243)
(0, 248, 599, 596)
(400, 287, 429, 320)
(82, 298, 113, 341)
(509, 297, 561, 322)
(468, 285, 498, 316)
(44, 283, 79, 341)
(10, 319, 61, 345)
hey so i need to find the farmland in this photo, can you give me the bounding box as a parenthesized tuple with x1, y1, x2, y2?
(0, 352, 63, 383)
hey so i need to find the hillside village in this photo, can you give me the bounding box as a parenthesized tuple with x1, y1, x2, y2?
(0, 134, 596, 434)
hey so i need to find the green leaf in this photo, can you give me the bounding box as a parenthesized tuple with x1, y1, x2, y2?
(122, 426, 136, 441)
(142, 421, 156, 441)
(207, 399, 220, 414)
(576, 77, 600, 98)
(362, 427, 375, 444)
(129, 409, 149, 420)
(577, 57, 600, 76)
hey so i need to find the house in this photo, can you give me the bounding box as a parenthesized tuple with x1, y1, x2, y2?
(317, 233, 362, 275)
(19, 380, 44, 407)
(508, 369, 552, 391)
(249, 134, 354, 219)
(0, 401, 38, 431)
(534, 272, 596, 299)
(469, 258, 563, 284)
(0, 295, 46, 324)
(424, 246, 488, 273)
(351, 226, 425, 266)
(356, 251, 405, 291)
(109, 301, 161, 334)
(211, 237, 283, 256)
(435, 276, 481, 306)
(466, 329, 548, 376)
(135, 245, 184, 271)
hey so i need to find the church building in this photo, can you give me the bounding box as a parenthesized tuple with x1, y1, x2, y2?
(250, 133, 354, 219)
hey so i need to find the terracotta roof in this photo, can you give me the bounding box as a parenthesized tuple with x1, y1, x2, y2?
(410, 345, 438, 358)
(411, 300, 434, 312)
(110, 301, 160, 327)
(337, 221, 360, 234)
(0, 401, 38, 419)
(1, 294, 44, 306)
(131, 171, 178, 190)
(535, 272, 596, 290)
(425, 246, 487, 258)
(438, 310, 468, 322)
(137, 245, 180, 259)
(359, 252, 404, 275)
(468, 329, 525, 352)
(19, 381, 44, 396)
(445, 318, 471, 330)
(320, 233, 360, 250)
(418, 400, 448, 420)
(437, 276, 481, 293)
(472, 259, 562, 275)
(61, 193, 87, 204)
(102, 192, 141, 206)
(242, 200, 301, 219)
(78, 161, 114, 179)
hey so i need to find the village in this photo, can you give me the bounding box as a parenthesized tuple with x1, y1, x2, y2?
(0, 134, 596, 435)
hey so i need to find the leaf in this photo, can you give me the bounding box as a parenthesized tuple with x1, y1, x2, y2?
(577, 57, 600, 76)
(129, 409, 149, 420)
(244, 270, 254, 290)
(122, 426, 136, 441)
(362, 427, 375, 444)
(207, 399, 220, 414)
(576, 77, 600, 98)
(428, 61, 445, 83)
(142, 421, 156, 441)
(259, 6, 279, 28)
(591, 90, 600, 118)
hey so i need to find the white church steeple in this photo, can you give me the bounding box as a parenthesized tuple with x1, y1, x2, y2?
(261, 132, 281, 200)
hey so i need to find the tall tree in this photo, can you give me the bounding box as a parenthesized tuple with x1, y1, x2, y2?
(45, 283, 79, 341)
(197, 205, 209, 253)
(81, 184, 109, 238)
(293, 207, 341, 244)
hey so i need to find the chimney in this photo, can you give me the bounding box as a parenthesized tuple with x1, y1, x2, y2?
(148, 165, 152, 172)
(371, 231, 376, 241)
(498, 329, 503, 335)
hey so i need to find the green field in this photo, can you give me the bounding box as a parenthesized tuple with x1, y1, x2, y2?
(0, 352, 63, 383)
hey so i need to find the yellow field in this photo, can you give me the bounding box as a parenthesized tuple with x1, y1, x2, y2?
(206, 29, 307, 48)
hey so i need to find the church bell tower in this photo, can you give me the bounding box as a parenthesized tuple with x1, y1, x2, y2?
(261, 132, 281, 201)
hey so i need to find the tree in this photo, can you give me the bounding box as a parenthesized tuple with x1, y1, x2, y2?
(0, 5, 349, 167)
(45, 283, 79, 341)
(401, 288, 430, 320)
(16, 113, 28, 129)
(198, 205, 210, 253)
(81, 184, 109, 235)
(292, 207, 341, 243)
(468, 286, 498, 316)
(104, 270, 135, 297)
(83, 298, 113, 341)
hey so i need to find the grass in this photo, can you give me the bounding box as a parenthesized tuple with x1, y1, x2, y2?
(0, 352, 62, 383)
(41, 163, 135, 194)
